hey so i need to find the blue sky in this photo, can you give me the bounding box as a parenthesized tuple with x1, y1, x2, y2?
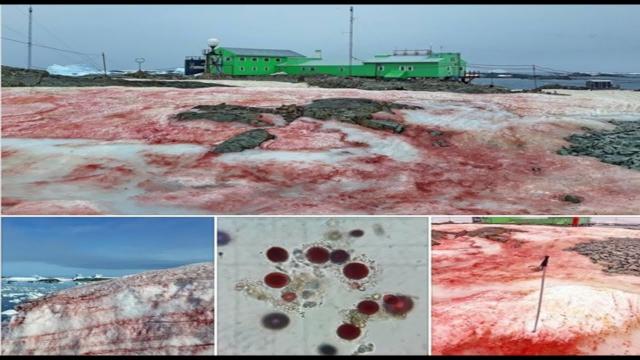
(1, 217, 214, 277)
(2, 5, 639, 73)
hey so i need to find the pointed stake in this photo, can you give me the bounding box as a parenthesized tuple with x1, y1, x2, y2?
(533, 255, 549, 332)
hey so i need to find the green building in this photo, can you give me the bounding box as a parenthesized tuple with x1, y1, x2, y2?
(207, 47, 306, 76)
(204, 42, 467, 80)
(473, 217, 591, 226)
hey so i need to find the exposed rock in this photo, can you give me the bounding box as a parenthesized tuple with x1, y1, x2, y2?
(304, 75, 512, 94)
(558, 120, 640, 171)
(176, 98, 414, 133)
(562, 194, 584, 204)
(1, 263, 214, 355)
(565, 237, 640, 276)
(466, 226, 527, 243)
(176, 104, 273, 126)
(1, 66, 229, 89)
(212, 129, 275, 153)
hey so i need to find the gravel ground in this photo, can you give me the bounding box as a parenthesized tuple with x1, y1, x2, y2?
(558, 120, 640, 171)
(566, 237, 640, 276)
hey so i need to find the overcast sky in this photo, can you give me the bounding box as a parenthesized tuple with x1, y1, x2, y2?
(2, 5, 639, 73)
(2, 217, 213, 277)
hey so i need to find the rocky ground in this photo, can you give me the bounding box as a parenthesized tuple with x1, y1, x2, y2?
(176, 98, 418, 152)
(2, 66, 510, 93)
(1, 263, 214, 355)
(566, 237, 640, 276)
(304, 75, 511, 93)
(558, 120, 640, 170)
(1, 66, 229, 88)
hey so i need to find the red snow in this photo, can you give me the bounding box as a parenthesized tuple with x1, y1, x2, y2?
(431, 224, 640, 355)
(2, 200, 105, 215)
(1, 263, 214, 355)
(263, 118, 366, 151)
(2, 86, 640, 214)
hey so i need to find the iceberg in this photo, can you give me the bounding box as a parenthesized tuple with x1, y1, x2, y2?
(46, 64, 104, 77)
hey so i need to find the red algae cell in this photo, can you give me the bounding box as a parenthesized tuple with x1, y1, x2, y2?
(382, 294, 414, 315)
(349, 229, 365, 237)
(306, 246, 330, 264)
(356, 300, 380, 315)
(342, 262, 369, 280)
(329, 249, 350, 264)
(281, 291, 297, 302)
(264, 272, 290, 288)
(336, 323, 361, 340)
(266, 246, 289, 262)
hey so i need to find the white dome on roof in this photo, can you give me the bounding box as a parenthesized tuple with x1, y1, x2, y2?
(207, 38, 220, 48)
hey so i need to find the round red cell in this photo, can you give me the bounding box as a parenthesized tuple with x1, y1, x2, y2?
(383, 294, 399, 305)
(329, 249, 350, 264)
(356, 300, 379, 315)
(281, 291, 297, 302)
(264, 272, 290, 288)
(342, 262, 369, 280)
(266, 247, 289, 262)
(383, 294, 414, 315)
(336, 323, 361, 340)
(306, 246, 330, 264)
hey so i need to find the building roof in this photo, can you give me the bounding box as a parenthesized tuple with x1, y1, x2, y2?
(363, 56, 443, 64)
(281, 59, 364, 67)
(223, 47, 305, 57)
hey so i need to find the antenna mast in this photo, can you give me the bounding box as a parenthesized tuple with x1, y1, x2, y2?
(349, 6, 354, 77)
(28, 5, 33, 69)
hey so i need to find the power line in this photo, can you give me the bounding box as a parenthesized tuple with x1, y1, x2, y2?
(2, 24, 27, 38)
(468, 63, 533, 68)
(2, 37, 101, 57)
(5, 5, 103, 70)
(25, 6, 103, 69)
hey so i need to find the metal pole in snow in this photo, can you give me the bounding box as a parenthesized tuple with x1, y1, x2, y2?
(533, 255, 549, 332)
(27, 5, 33, 69)
(349, 6, 353, 77)
(102, 52, 107, 77)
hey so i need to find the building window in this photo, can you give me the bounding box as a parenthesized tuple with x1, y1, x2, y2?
(310, 67, 315, 71)
(378, 65, 384, 71)
(239, 57, 245, 61)
(399, 66, 405, 71)
(252, 58, 257, 62)
(407, 66, 414, 71)
(252, 67, 257, 71)
(264, 67, 268, 71)
(225, 57, 231, 62)
(302, 67, 306, 71)
(340, 68, 344, 72)
(240, 66, 245, 71)
(264, 58, 269, 62)
(276, 58, 281, 62)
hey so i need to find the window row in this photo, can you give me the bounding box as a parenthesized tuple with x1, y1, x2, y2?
(233, 57, 282, 62)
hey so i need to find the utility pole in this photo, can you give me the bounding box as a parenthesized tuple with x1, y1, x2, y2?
(532, 64, 538, 89)
(28, 5, 33, 69)
(102, 52, 107, 77)
(349, 6, 354, 77)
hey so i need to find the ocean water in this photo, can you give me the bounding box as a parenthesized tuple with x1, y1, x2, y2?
(473, 76, 640, 90)
(1, 280, 79, 322)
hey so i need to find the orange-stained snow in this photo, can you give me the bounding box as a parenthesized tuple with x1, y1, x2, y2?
(2, 86, 640, 214)
(431, 224, 640, 355)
